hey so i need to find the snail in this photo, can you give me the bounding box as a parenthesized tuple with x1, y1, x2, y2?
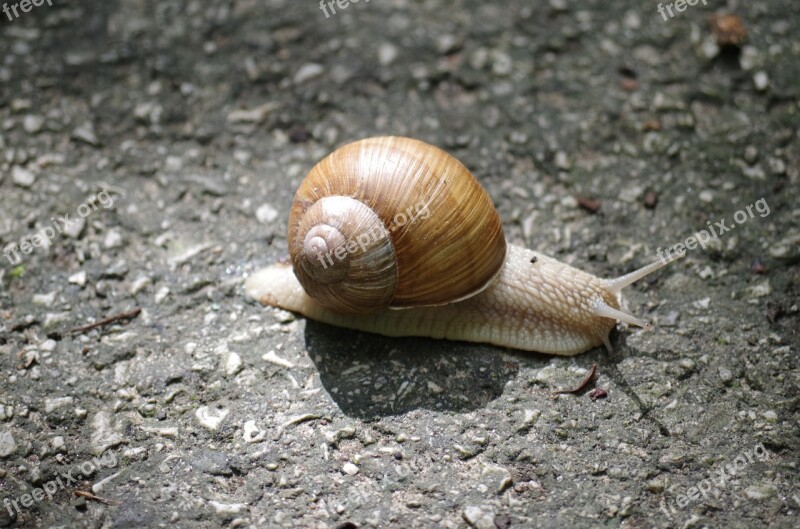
(245, 136, 683, 356)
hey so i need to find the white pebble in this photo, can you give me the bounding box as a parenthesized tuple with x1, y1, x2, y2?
(462, 505, 495, 529)
(45, 396, 74, 413)
(262, 350, 294, 368)
(129, 276, 151, 295)
(12, 165, 35, 188)
(745, 280, 771, 298)
(294, 63, 324, 85)
(90, 411, 126, 456)
(122, 447, 147, 460)
(0, 430, 17, 458)
(693, 297, 711, 310)
(103, 229, 123, 249)
(33, 291, 56, 306)
(522, 409, 541, 426)
(554, 151, 571, 170)
(226, 102, 279, 124)
(255, 203, 279, 224)
(753, 71, 769, 92)
(154, 286, 170, 304)
(72, 122, 99, 145)
(23, 115, 44, 134)
(342, 462, 359, 475)
(243, 420, 266, 443)
(62, 216, 86, 239)
(378, 42, 398, 66)
(195, 406, 229, 431)
(225, 352, 243, 376)
(68, 271, 87, 287)
(0, 405, 12, 421)
(761, 410, 777, 422)
(209, 501, 248, 515)
(745, 484, 776, 500)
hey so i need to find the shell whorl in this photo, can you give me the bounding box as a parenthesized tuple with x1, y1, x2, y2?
(288, 136, 507, 313)
(293, 196, 398, 312)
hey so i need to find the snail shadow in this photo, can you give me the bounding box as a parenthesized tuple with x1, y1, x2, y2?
(303, 321, 529, 420)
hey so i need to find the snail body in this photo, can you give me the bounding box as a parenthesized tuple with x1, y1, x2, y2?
(246, 137, 682, 356)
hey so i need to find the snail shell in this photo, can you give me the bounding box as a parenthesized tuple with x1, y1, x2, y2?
(289, 136, 507, 312)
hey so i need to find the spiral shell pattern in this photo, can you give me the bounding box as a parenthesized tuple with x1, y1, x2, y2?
(288, 136, 506, 313)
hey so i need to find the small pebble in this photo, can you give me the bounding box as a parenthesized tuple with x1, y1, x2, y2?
(243, 420, 266, 443)
(208, 501, 248, 516)
(753, 71, 769, 92)
(462, 505, 495, 529)
(154, 286, 170, 304)
(68, 271, 87, 287)
(761, 410, 777, 422)
(33, 291, 56, 305)
(378, 42, 398, 66)
(225, 352, 243, 376)
(256, 203, 279, 224)
(23, 115, 44, 134)
(262, 350, 294, 368)
(227, 102, 278, 124)
(72, 122, 99, 146)
(0, 430, 16, 458)
(129, 276, 151, 295)
(745, 280, 771, 298)
(90, 411, 126, 456)
(436, 34, 460, 54)
(11, 165, 35, 188)
(554, 151, 571, 170)
(744, 145, 759, 164)
(744, 484, 777, 500)
(103, 229, 123, 249)
(62, 217, 86, 239)
(195, 406, 229, 431)
(293, 63, 324, 85)
(45, 396, 74, 413)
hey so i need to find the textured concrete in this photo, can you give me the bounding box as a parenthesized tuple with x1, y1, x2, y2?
(0, 1, 797, 528)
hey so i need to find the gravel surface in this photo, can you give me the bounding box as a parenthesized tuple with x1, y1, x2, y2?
(0, 1, 798, 528)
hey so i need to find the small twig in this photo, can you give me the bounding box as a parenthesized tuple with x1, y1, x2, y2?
(68, 308, 141, 334)
(74, 490, 122, 506)
(553, 363, 597, 396)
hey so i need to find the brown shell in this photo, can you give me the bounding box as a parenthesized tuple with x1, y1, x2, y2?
(288, 136, 507, 312)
